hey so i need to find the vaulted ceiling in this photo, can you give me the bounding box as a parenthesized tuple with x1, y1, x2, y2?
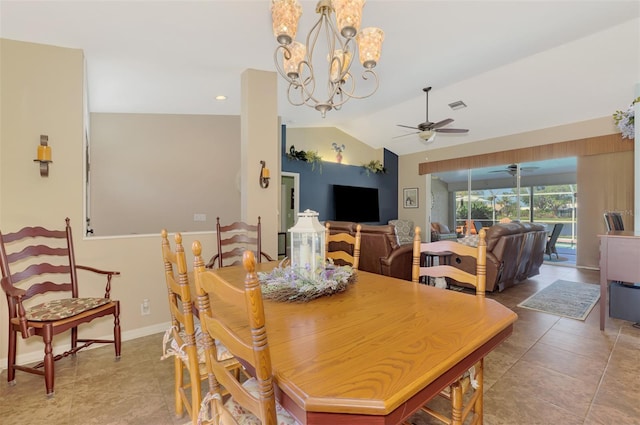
(1, 1, 638, 156)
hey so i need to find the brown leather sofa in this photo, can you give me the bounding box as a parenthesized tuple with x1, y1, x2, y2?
(325, 221, 414, 281)
(452, 222, 547, 292)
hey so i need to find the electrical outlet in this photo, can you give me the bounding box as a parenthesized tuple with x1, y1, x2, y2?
(193, 213, 207, 222)
(141, 298, 150, 315)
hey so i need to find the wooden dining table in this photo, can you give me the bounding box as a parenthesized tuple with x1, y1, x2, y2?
(203, 263, 517, 425)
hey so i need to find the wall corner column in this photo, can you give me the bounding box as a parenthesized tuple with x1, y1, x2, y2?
(634, 82, 640, 231)
(241, 69, 279, 257)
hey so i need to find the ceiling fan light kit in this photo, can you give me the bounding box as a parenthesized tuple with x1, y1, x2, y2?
(271, 0, 384, 117)
(418, 130, 436, 143)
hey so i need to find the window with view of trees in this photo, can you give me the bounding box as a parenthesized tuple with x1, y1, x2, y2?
(455, 184, 577, 243)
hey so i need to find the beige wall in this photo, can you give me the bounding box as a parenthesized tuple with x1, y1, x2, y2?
(286, 126, 382, 166)
(90, 113, 241, 236)
(0, 39, 272, 369)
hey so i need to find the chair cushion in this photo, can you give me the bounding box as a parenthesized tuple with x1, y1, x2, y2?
(161, 322, 234, 367)
(389, 219, 414, 245)
(26, 297, 111, 321)
(223, 377, 300, 425)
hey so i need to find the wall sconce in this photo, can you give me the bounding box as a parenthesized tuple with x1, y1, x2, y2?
(33, 135, 52, 177)
(259, 160, 270, 188)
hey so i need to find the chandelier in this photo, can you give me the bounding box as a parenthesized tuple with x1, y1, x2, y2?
(271, 0, 384, 117)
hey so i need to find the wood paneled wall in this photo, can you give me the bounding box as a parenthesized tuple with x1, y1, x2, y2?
(578, 151, 635, 268)
(418, 134, 633, 175)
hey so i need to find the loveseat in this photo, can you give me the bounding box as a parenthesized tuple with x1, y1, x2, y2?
(325, 221, 414, 281)
(452, 222, 547, 292)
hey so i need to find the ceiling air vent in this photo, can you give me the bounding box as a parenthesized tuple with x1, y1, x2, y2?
(448, 100, 467, 110)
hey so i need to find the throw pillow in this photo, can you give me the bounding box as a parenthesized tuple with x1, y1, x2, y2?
(389, 219, 414, 245)
(458, 234, 479, 247)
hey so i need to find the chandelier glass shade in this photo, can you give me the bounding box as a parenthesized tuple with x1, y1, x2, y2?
(271, 0, 384, 117)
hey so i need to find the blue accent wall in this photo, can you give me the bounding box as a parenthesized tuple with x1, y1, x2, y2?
(281, 125, 398, 224)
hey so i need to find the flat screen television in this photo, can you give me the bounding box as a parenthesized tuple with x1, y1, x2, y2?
(333, 184, 380, 223)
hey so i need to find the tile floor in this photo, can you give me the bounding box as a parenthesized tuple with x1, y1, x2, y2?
(1, 264, 639, 425)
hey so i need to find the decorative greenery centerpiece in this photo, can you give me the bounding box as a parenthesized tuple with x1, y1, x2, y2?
(363, 159, 386, 175)
(258, 260, 357, 302)
(287, 145, 323, 172)
(613, 97, 639, 139)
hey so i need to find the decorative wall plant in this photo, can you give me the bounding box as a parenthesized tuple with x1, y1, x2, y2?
(287, 145, 323, 172)
(362, 160, 386, 176)
(613, 97, 638, 139)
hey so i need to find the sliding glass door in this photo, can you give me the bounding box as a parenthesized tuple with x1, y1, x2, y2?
(432, 158, 577, 242)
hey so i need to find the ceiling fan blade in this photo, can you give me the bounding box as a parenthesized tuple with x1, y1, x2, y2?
(431, 118, 454, 129)
(435, 128, 469, 134)
(397, 124, 420, 130)
(392, 132, 418, 139)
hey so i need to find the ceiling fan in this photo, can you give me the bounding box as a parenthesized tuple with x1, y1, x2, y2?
(489, 164, 540, 176)
(395, 86, 469, 142)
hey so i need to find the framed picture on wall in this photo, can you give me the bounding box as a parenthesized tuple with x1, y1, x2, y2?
(403, 188, 418, 208)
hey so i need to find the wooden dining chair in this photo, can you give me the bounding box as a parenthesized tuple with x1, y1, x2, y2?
(409, 226, 487, 425)
(0, 218, 121, 396)
(161, 230, 244, 424)
(325, 222, 362, 269)
(206, 217, 274, 269)
(192, 247, 299, 425)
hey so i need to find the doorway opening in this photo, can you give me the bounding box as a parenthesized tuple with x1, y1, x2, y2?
(280, 172, 300, 259)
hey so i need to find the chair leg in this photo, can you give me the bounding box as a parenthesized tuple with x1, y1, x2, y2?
(71, 326, 78, 352)
(174, 358, 184, 418)
(450, 381, 463, 425)
(114, 302, 122, 358)
(43, 325, 55, 396)
(474, 359, 484, 424)
(7, 328, 17, 384)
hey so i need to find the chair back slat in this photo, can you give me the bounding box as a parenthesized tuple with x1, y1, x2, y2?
(12, 263, 71, 282)
(219, 234, 258, 246)
(218, 221, 258, 233)
(7, 245, 68, 263)
(1, 226, 66, 243)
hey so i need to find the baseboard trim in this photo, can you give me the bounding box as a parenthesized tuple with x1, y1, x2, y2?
(0, 321, 171, 373)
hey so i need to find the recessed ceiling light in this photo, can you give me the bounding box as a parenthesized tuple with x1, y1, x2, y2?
(215, 95, 227, 101)
(449, 100, 467, 110)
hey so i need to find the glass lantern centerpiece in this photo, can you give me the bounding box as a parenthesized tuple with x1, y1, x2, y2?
(289, 209, 326, 276)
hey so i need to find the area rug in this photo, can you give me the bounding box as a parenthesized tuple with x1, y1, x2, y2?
(517, 280, 600, 320)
